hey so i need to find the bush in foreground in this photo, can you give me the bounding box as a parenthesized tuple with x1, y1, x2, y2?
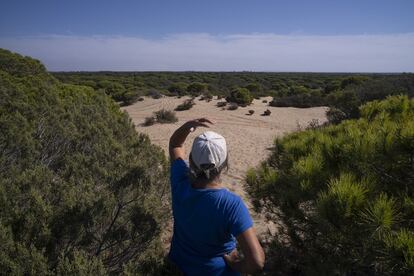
(0, 49, 170, 274)
(246, 95, 414, 275)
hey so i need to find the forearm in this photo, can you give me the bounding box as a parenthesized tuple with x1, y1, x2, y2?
(169, 122, 192, 148)
(169, 118, 212, 161)
(229, 259, 263, 274)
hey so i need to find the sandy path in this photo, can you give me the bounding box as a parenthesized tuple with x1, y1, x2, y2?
(122, 96, 328, 243)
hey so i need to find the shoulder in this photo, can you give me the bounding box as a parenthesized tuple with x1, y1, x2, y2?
(219, 189, 245, 209)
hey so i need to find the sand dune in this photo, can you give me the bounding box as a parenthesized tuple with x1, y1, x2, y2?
(122, 96, 328, 240)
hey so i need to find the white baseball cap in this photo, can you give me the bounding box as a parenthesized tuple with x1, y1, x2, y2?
(190, 131, 227, 170)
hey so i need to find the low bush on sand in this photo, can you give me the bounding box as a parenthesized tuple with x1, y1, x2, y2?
(147, 90, 163, 99)
(155, 109, 178, 123)
(175, 99, 195, 111)
(263, 109, 271, 116)
(144, 116, 156, 126)
(227, 103, 239, 110)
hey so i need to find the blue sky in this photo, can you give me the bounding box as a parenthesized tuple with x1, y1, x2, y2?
(0, 0, 413, 71)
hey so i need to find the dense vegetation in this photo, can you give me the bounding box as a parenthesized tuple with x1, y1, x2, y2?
(3, 47, 414, 275)
(54, 71, 414, 122)
(0, 49, 172, 274)
(246, 95, 414, 275)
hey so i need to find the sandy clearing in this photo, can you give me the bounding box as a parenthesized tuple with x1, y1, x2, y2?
(122, 96, 328, 242)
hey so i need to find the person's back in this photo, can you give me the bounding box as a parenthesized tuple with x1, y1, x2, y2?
(169, 158, 252, 275)
(168, 118, 265, 275)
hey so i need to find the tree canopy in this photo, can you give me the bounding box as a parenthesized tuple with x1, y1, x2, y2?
(0, 48, 170, 274)
(246, 95, 414, 274)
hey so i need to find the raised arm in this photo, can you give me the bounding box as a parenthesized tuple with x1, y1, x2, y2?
(224, 227, 265, 274)
(169, 118, 213, 161)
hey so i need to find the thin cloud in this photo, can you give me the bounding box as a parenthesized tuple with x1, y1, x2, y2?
(0, 33, 413, 72)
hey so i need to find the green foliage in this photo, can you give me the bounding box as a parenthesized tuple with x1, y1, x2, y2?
(98, 80, 127, 101)
(326, 90, 361, 119)
(361, 194, 399, 238)
(226, 87, 253, 105)
(245, 83, 261, 94)
(317, 174, 368, 223)
(154, 109, 178, 123)
(385, 229, 414, 271)
(146, 89, 163, 99)
(187, 82, 207, 95)
(122, 90, 140, 106)
(175, 99, 195, 111)
(340, 76, 370, 89)
(0, 48, 48, 78)
(246, 95, 414, 274)
(0, 49, 169, 274)
(56, 250, 106, 276)
(269, 92, 325, 108)
(326, 107, 347, 124)
(143, 116, 156, 126)
(168, 82, 188, 96)
(53, 71, 414, 112)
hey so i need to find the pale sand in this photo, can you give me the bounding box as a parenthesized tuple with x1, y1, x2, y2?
(122, 96, 328, 242)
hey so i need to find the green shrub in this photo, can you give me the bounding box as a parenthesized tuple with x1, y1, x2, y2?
(122, 90, 140, 106)
(0, 49, 169, 274)
(245, 83, 262, 94)
(226, 88, 253, 105)
(269, 93, 325, 108)
(98, 80, 126, 101)
(200, 93, 213, 101)
(246, 95, 414, 274)
(262, 109, 271, 116)
(168, 82, 188, 96)
(155, 109, 178, 123)
(326, 107, 347, 124)
(175, 99, 195, 111)
(187, 82, 207, 95)
(146, 89, 163, 99)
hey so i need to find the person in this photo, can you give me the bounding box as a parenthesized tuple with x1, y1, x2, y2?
(168, 118, 265, 275)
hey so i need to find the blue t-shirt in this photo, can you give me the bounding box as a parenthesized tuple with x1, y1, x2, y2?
(168, 159, 253, 276)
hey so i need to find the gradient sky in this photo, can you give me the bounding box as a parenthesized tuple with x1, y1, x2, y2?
(0, 0, 413, 72)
